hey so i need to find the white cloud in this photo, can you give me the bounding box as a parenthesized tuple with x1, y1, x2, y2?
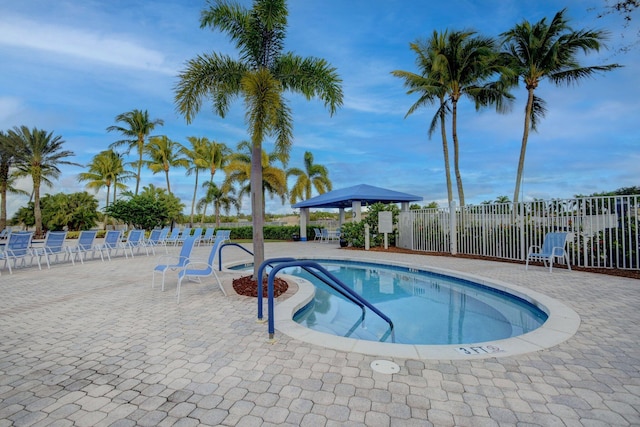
(0, 15, 175, 75)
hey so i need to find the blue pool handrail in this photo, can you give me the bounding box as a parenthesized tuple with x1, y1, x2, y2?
(256, 257, 367, 325)
(218, 242, 255, 271)
(261, 259, 395, 342)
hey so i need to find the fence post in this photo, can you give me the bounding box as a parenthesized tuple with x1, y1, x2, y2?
(449, 201, 457, 255)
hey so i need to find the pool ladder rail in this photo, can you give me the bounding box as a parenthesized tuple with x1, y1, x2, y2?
(257, 257, 395, 343)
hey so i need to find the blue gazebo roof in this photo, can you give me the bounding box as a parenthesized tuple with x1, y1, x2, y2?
(292, 184, 423, 209)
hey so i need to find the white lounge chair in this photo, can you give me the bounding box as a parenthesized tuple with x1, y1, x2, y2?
(95, 230, 123, 261)
(164, 228, 181, 246)
(121, 229, 147, 258)
(525, 232, 572, 272)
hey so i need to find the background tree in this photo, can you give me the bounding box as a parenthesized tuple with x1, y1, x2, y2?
(8, 126, 80, 237)
(392, 32, 454, 207)
(105, 184, 184, 230)
(224, 141, 288, 216)
(41, 192, 99, 231)
(501, 9, 621, 204)
(197, 181, 241, 227)
(107, 109, 164, 195)
(0, 130, 29, 230)
(175, 0, 343, 276)
(287, 151, 332, 204)
(144, 135, 189, 195)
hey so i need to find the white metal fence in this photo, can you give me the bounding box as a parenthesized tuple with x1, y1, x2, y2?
(398, 195, 640, 270)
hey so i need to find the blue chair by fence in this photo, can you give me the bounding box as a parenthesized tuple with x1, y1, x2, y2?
(31, 231, 67, 269)
(152, 236, 198, 291)
(176, 232, 230, 302)
(0, 231, 34, 274)
(525, 232, 572, 273)
(66, 230, 98, 265)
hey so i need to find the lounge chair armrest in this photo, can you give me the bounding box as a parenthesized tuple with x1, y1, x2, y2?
(527, 245, 541, 254)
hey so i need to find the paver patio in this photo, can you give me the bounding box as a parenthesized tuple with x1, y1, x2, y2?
(0, 241, 638, 426)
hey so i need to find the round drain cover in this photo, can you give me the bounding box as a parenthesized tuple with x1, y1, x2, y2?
(370, 359, 400, 374)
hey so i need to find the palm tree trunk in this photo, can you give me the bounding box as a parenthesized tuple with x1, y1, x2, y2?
(104, 183, 111, 230)
(513, 88, 535, 205)
(33, 182, 42, 237)
(165, 169, 171, 194)
(135, 140, 144, 195)
(251, 142, 265, 279)
(190, 171, 199, 227)
(439, 97, 454, 205)
(451, 100, 465, 206)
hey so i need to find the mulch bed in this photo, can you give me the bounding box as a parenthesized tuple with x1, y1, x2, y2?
(232, 275, 289, 297)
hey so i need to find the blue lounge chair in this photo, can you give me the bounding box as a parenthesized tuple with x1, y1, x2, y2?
(95, 230, 123, 261)
(121, 229, 147, 258)
(31, 231, 67, 269)
(66, 230, 98, 265)
(176, 232, 231, 303)
(145, 228, 169, 255)
(525, 232, 572, 272)
(197, 227, 215, 246)
(175, 227, 192, 246)
(152, 236, 198, 291)
(164, 228, 181, 246)
(0, 231, 33, 274)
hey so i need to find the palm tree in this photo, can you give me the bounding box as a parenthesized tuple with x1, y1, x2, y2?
(175, 0, 343, 276)
(0, 131, 29, 230)
(392, 32, 454, 207)
(197, 181, 240, 227)
(144, 135, 189, 195)
(107, 109, 164, 195)
(78, 149, 131, 210)
(224, 141, 288, 214)
(287, 151, 332, 204)
(501, 9, 621, 204)
(8, 126, 80, 237)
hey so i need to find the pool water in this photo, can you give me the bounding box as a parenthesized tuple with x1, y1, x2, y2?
(282, 261, 548, 345)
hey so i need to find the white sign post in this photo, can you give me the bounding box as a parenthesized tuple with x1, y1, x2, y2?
(378, 211, 393, 249)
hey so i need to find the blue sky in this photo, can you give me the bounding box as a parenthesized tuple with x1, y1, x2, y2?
(1, 0, 638, 217)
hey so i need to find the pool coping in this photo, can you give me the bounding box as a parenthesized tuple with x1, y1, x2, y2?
(228, 256, 581, 360)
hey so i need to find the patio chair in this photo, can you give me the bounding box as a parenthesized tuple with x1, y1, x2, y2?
(176, 232, 231, 303)
(191, 227, 203, 246)
(525, 232, 572, 273)
(164, 227, 181, 246)
(94, 230, 123, 261)
(66, 230, 98, 265)
(152, 235, 198, 291)
(121, 229, 148, 258)
(31, 231, 67, 269)
(197, 227, 215, 246)
(144, 228, 169, 255)
(0, 228, 9, 239)
(175, 227, 192, 245)
(0, 231, 33, 274)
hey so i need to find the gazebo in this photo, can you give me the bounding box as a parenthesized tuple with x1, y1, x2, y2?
(292, 183, 423, 241)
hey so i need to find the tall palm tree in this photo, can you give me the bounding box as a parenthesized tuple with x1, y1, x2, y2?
(182, 136, 209, 226)
(107, 109, 164, 195)
(224, 141, 288, 213)
(144, 135, 189, 195)
(8, 126, 80, 237)
(175, 0, 343, 276)
(501, 9, 621, 205)
(77, 149, 132, 210)
(287, 151, 332, 204)
(430, 30, 513, 206)
(0, 131, 29, 230)
(198, 181, 241, 227)
(392, 32, 454, 207)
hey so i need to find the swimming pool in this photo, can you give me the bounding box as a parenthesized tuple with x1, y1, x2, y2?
(278, 260, 547, 345)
